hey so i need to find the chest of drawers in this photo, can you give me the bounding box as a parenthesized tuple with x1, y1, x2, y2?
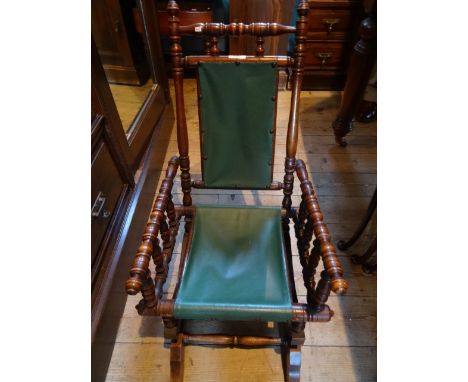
(302, 0, 363, 90)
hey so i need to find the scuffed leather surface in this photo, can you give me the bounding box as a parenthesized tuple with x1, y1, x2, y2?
(198, 62, 277, 188)
(174, 206, 293, 321)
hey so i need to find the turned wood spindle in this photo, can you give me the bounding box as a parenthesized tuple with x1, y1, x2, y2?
(306, 239, 321, 293)
(256, 36, 265, 57)
(209, 36, 220, 56)
(168, 1, 192, 207)
(204, 37, 211, 55)
(309, 270, 332, 312)
(151, 236, 163, 276)
(295, 159, 348, 295)
(300, 221, 319, 300)
(283, 1, 308, 211)
(126, 156, 179, 295)
(166, 196, 178, 236)
(154, 218, 172, 298)
(141, 270, 157, 309)
(297, 196, 308, 238)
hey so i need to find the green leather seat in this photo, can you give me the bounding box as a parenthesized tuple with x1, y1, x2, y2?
(174, 206, 294, 321)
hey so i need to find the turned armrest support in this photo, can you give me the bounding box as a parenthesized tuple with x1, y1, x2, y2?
(295, 159, 348, 295)
(126, 156, 180, 295)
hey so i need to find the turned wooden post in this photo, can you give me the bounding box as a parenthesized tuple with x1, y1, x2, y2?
(332, 0, 376, 146)
(140, 270, 157, 311)
(303, 237, 320, 297)
(209, 36, 220, 56)
(171, 333, 185, 381)
(296, 159, 348, 295)
(126, 157, 179, 295)
(256, 35, 265, 57)
(309, 270, 332, 312)
(282, 0, 308, 211)
(168, 1, 192, 207)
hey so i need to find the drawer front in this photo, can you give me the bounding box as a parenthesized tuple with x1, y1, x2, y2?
(308, 9, 353, 32)
(157, 10, 213, 36)
(91, 141, 125, 264)
(304, 41, 347, 69)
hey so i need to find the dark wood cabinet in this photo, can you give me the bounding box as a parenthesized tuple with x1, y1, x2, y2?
(92, 39, 136, 341)
(91, 0, 169, 340)
(92, 0, 149, 85)
(302, 0, 364, 90)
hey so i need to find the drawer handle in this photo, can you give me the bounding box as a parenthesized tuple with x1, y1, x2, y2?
(323, 18, 340, 32)
(92, 192, 111, 220)
(316, 52, 332, 67)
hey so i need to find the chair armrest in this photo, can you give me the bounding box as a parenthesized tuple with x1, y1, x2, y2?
(126, 156, 180, 295)
(295, 159, 348, 295)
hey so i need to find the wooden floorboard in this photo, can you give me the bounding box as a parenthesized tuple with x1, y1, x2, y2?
(92, 79, 377, 381)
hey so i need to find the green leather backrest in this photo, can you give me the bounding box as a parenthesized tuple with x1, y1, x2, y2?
(198, 62, 278, 188)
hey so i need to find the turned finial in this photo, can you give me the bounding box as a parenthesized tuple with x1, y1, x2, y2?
(126, 278, 142, 295)
(167, 0, 179, 13)
(330, 279, 348, 295)
(297, 0, 309, 16)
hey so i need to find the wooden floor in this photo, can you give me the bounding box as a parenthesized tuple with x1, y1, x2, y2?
(92, 79, 377, 382)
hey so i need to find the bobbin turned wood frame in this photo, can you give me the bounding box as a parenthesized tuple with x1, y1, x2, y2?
(126, 1, 347, 381)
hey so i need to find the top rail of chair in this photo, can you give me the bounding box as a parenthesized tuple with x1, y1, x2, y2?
(177, 22, 297, 37)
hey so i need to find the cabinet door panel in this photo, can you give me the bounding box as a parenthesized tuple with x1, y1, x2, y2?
(91, 141, 125, 265)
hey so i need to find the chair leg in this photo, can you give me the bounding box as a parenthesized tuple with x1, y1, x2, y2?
(170, 333, 184, 382)
(284, 345, 302, 382)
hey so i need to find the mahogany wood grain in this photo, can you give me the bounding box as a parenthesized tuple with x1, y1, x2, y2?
(295, 159, 348, 295)
(170, 333, 185, 382)
(310, 270, 332, 312)
(183, 334, 284, 347)
(158, 10, 213, 36)
(282, 0, 308, 212)
(140, 270, 157, 311)
(168, 1, 193, 207)
(179, 22, 296, 36)
(126, 156, 179, 295)
(229, 0, 295, 56)
(185, 55, 293, 67)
